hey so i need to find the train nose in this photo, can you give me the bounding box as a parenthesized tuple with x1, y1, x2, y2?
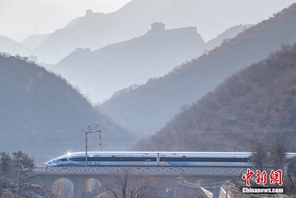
(44, 160, 54, 166)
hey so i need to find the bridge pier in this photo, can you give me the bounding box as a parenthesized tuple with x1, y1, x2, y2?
(72, 177, 84, 198)
(207, 176, 222, 198)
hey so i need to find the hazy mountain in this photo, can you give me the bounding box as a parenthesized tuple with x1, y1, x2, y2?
(134, 43, 296, 152)
(205, 24, 253, 52)
(20, 34, 49, 50)
(33, 0, 284, 64)
(0, 54, 136, 162)
(51, 23, 205, 102)
(49, 23, 250, 103)
(98, 3, 296, 136)
(34, 0, 174, 63)
(0, 35, 32, 56)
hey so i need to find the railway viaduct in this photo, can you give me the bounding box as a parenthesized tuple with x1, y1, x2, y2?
(34, 166, 247, 198)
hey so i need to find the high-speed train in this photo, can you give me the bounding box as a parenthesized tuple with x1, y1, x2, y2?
(45, 151, 255, 167)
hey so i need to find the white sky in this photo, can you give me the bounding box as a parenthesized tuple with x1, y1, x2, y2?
(1, 0, 296, 42)
(0, 0, 132, 41)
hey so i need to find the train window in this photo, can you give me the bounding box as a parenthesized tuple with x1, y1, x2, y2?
(60, 158, 68, 161)
(115, 157, 156, 161)
(160, 157, 249, 162)
(69, 156, 157, 162)
(69, 157, 85, 161)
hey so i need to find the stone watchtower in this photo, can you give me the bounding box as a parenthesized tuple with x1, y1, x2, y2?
(151, 22, 166, 32)
(86, 9, 93, 16)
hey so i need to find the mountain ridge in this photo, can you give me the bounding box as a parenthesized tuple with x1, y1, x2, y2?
(0, 54, 137, 162)
(33, 0, 288, 64)
(134, 43, 296, 152)
(0, 35, 32, 56)
(98, 3, 296, 135)
(51, 23, 206, 102)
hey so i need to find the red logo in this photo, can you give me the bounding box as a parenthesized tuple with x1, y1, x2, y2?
(269, 169, 283, 186)
(242, 169, 283, 186)
(255, 170, 268, 185)
(242, 169, 254, 186)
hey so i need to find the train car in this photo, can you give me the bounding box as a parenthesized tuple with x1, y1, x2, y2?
(286, 152, 296, 166)
(44, 151, 159, 166)
(45, 151, 296, 167)
(158, 152, 251, 167)
(286, 153, 296, 159)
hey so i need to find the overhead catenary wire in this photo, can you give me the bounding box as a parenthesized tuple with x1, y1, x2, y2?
(0, 127, 296, 136)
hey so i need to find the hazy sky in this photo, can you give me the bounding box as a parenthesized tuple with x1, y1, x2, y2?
(0, 0, 132, 41)
(1, 0, 296, 42)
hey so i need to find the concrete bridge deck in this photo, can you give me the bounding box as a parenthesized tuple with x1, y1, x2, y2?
(34, 166, 247, 198)
(35, 165, 248, 176)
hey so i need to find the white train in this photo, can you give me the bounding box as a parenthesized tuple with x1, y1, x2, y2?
(45, 151, 254, 167)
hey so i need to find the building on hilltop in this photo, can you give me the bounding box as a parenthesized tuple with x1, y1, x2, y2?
(148, 22, 197, 36)
(151, 22, 166, 32)
(86, 9, 93, 16)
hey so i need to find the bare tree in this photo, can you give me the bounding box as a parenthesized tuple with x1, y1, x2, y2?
(104, 167, 157, 198)
(248, 140, 268, 171)
(268, 138, 287, 170)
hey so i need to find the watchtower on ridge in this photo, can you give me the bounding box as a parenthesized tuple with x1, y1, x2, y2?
(151, 22, 166, 32)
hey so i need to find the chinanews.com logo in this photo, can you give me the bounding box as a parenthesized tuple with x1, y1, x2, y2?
(241, 168, 285, 194)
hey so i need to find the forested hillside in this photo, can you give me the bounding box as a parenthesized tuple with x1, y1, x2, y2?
(0, 54, 136, 162)
(134, 44, 296, 152)
(99, 3, 296, 135)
